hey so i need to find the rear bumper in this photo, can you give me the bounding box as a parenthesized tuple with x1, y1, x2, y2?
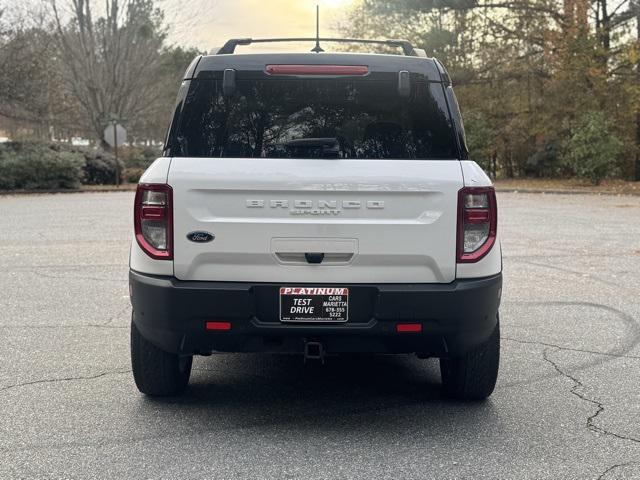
(130, 270, 502, 357)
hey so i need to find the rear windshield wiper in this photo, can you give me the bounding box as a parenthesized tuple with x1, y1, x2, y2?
(283, 138, 341, 158)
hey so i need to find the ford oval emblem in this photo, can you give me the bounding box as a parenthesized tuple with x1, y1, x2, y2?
(187, 231, 215, 243)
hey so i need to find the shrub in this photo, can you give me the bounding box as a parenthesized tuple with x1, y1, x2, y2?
(80, 149, 121, 185)
(50, 144, 127, 185)
(562, 112, 623, 185)
(119, 145, 161, 170)
(122, 167, 146, 183)
(0, 142, 84, 190)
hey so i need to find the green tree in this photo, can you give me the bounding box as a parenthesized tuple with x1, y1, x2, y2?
(562, 112, 622, 185)
(341, 0, 638, 180)
(463, 110, 492, 171)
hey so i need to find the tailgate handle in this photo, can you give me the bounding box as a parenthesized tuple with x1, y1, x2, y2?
(304, 252, 325, 264)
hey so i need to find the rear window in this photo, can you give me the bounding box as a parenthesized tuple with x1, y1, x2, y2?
(170, 75, 458, 159)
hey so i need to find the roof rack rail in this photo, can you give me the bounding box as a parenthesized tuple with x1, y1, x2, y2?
(216, 38, 419, 56)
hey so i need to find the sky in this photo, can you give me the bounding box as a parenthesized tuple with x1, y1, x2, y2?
(156, 0, 359, 52)
(2, 0, 359, 52)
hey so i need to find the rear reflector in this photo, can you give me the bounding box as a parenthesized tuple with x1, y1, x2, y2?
(205, 321, 232, 331)
(265, 65, 369, 76)
(396, 323, 422, 333)
(141, 206, 166, 220)
(464, 209, 490, 224)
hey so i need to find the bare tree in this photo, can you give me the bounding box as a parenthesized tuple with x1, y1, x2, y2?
(51, 0, 168, 142)
(0, 8, 67, 139)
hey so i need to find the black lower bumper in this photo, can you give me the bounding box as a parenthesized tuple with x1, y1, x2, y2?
(130, 271, 502, 357)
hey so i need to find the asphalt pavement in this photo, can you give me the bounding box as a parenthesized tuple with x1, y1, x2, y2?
(0, 191, 639, 479)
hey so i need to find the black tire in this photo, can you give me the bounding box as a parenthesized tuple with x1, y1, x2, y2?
(440, 316, 500, 401)
(131, 319, 192, 396)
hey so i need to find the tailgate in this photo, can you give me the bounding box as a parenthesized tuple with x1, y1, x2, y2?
(169, 157, 462, 283)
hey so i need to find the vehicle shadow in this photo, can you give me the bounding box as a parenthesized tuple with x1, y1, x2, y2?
(137, 353, 500, 434)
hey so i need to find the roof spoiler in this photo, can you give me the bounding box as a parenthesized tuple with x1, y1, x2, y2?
(214, 38, 421, 57)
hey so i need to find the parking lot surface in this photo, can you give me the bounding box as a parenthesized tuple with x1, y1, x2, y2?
(1, 191, 639, 479)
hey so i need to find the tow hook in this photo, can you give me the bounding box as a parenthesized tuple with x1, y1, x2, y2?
(304, 341, 325, 364)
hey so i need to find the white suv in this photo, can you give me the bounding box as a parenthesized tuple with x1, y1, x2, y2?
(129, 38, 502, 400)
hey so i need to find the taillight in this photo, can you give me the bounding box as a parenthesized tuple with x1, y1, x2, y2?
(457, 186, 497, 263)
(134, 184, 173, 260)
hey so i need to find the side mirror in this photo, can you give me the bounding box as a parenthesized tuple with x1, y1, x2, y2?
(398, 70, 411, 98)
(223, 68, 236, 96)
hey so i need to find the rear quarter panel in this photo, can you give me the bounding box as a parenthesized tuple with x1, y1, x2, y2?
(130, 158, 174, 275)
(456, 161, 502, 279)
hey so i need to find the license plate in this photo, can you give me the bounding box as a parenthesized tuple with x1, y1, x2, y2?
(279, 287, 349, 322)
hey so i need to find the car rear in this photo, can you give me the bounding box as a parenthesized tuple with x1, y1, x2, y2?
(129, 47, 502, 400)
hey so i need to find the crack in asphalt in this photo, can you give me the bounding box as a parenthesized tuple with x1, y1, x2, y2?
(596, 461, 640, 480)
(2, 264, 126, 283)
(0, 369, 131, 394)
(35, 270, 124, 283)
(0, 389, 441, 454)
(499, 300, 640, 390)
(503, 337, 640, 360)
(0, 305, 130, 330)
(100, 304, 131, 327)
(516, 258, 627, 290)
(0, 324, 127, 329)
(2, 263, 124, 272)
(503, 253, 636, 260)
(542, 347, 640, 447)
